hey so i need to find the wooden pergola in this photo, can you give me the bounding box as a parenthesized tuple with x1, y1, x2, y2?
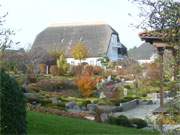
(139, 31, 177, 110)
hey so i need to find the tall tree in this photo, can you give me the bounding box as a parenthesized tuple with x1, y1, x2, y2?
(0, 5, 15, 53)
(130, 0, 180, 111)
(71, 42, 88, 64)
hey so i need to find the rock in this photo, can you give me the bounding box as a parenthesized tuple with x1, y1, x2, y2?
(146, 100, 153, 105)
(87, 104, 97, 112)
(68, 105, 81, 113)
(65, 101, 81, 112)
(99, 92, 106, 99)
(24, 93, 39, 102)
(65, 101, 76, 109)
(81, 106, 87, 111)
(112, 106, 123, 112)
(100, 113, 108, 122)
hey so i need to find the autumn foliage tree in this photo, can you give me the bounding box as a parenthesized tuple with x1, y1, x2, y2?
(75, 72, 96, 97)
(71, 42, 88, 64)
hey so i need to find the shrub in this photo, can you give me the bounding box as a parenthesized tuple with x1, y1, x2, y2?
(50, 65, 59, 76)
(33, 79, 65, 92)
(70, 65, 84, 76)
(83, 65, 94, 75)
(116, 115, 132, 127)
(108, 115, 132, 127)
(93, 66, 103, 75)
(56, 53, 69, 75)
(124, 85, 131, 89)
(0, 69, 26, 134)
(75, 74, 96, 97)
(120, 96, 139, 103)
(39, 64, 46, 74)
(80, 100, 91, 107)
(39, 99, 52, 106)
(28, 83, 41, 92)
(130, 118, 147, 129)
(57, 102, 66, 108)
(27, 73, 37, 83)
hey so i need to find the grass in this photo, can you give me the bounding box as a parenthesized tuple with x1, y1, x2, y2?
(28, 111, 159, 135)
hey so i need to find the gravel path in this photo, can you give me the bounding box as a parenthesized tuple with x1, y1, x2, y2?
(113, 98, 171, 119)
(113, 103, 159, 119)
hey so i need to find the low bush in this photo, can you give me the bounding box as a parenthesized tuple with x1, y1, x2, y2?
(79, 100, 91, 107)
(108, 115, 132, 127)
(83, 65, 94, 75)
(130, 118, 148, 129)
(93, 66, 103, 75)
(57, 102, 66, 108)
(39, 99, 52, 106)
(120, 96, 139, 103)
(27, 73, 37, 83)
(28, 83, 41, 92)
(28, 79, 75, 92)
(70, 65, 84, 76)
(75, 74, 97, 97)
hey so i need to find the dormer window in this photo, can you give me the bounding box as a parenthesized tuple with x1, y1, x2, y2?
(111, 34, 117, 44)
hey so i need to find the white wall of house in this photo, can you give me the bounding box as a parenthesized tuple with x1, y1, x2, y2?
(66, 57, 101, 66)
(137, 53, 158, 65)
(107, 34, 123, 61)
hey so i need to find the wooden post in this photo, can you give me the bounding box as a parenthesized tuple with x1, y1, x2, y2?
(157, 47, 165, 109)
(172, 49, 177, 81)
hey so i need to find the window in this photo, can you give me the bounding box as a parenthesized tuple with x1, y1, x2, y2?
(111, 34, 117, 44)
(118, 48, 127, 55)
(71, 61, 75, 65)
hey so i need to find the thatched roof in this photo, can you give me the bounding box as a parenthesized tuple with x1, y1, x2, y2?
(31, 23, 123, 57)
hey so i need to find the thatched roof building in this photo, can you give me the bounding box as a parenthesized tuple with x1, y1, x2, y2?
(32, 22, 127, 57)
(31, 22, 127, 65)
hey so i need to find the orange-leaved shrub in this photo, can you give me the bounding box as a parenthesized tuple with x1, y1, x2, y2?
(75, 72, 97, 97)
(93, 66, 103, 75)
(83, 65, 94, 75)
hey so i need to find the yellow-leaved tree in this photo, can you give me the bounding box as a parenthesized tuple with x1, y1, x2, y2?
(71, 42, 88, 64)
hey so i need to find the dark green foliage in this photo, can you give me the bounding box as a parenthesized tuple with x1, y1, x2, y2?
(120, 96, 139, 103)
(130, 118, 148, 129)
(108, 115, 132, 127)
(0, 69, 26, 134)
(79, 100, 91, 107)
(39, 99, 51, 106)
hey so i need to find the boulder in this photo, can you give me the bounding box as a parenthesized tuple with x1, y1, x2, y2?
(24, 93, 39, 102)
(87, 104, 97, 112)
(81, 106, 87, 111)
(65, 101, 76, 109)
(100, 113, 108, 122)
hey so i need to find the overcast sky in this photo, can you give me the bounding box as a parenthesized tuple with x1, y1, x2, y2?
(2, 0, 144, 50)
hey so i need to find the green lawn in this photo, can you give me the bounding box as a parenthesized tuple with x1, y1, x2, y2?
(28, 111, 159, 135)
